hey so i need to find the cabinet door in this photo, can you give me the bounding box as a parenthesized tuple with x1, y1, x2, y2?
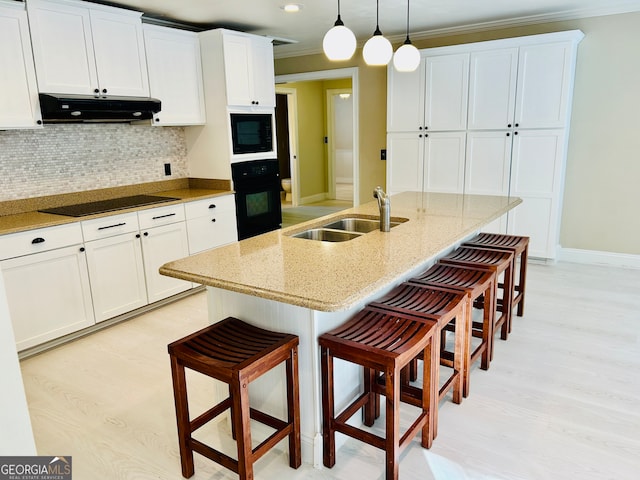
(140, 222, 191, 303)
(143, 25, 206, 126)
(85, 233, 147, 322)
(0, 4, 43, 129)
(250, 36, 276, 107)
(386, 60, 425, 132)
(467, 48, 518, 130)
(515, 42, 574, 128)
(465, 131, 513, 195)
(27, 0, 98, 95)
(508, 129, 566, 258)
(1, 245, 94, 351)
(90, 9, 149, 97)
(423, 132, 467, 194)
(386, 132, 424, 195)
(424, 53, 469, 131)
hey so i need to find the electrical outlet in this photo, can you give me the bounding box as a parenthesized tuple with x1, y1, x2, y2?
(381, 149, 386, 160)
(164, 163, 171, 176)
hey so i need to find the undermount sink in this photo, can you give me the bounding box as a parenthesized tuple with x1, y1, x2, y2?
(288, 215, 409, 242)
(290, 228, 363, 242)
(321, 217, 404, 233)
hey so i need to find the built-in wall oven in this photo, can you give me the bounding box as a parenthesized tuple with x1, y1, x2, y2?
(231, 159, 282, 240)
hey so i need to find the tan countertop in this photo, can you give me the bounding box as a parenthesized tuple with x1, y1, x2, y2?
(0, 178, 233, 236)
(160, 192, 522, 312)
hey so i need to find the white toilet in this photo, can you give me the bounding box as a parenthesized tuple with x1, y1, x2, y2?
(281, 178, 292, 202)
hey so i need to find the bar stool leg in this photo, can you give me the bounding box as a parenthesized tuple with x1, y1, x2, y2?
(170, 356, 195, 478)
(232, 374, 254, 480)
(385, 367, 400, 480)
(286, 347, 302, 468)
(421, 340, 437, 448)
(363, 368, 376, 427)
(517, 247, 528, 317)
(320, 347, 336, 468)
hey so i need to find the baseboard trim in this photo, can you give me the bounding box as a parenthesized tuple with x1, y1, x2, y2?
(559, 247, 640, 269)
(300, 192, 327, 204)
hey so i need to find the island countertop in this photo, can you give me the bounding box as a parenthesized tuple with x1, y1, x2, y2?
(160, 192, 522, 312)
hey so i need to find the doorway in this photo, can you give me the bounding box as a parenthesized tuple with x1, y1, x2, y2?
(275, 67, 359, 207)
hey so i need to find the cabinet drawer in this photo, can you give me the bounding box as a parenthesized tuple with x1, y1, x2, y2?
(186, 210, 237, 254)
(185, 195, 235, 220)
(0, 222, 83, 260)
(82, 212, 139, 241)
(138, 204, 185, 229)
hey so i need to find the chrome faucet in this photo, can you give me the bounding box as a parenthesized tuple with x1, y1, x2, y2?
(373, 186, 391, 232)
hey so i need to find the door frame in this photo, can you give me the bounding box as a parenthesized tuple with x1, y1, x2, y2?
(274, 87, 299, 206)
(326, 88, 353, 201)
(275, 67, 360, 206)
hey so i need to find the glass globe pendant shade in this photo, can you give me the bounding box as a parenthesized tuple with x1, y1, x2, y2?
(323, 24, 357, 61)
(393, 41, 420, 72)
(363, 32, 393, 66)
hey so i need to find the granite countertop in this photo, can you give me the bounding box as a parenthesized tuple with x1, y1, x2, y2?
(0, 178, 233, 236)
(160, 191, 522, 312)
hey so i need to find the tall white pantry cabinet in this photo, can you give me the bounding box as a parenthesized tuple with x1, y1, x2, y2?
(387, 30, 584, 259)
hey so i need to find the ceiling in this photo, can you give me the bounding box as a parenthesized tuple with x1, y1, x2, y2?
(89, 0, 640, 57)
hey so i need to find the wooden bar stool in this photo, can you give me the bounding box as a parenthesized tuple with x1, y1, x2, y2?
(319, 306, 440, 480)
(168, 317, 301, 480)
(410, 263, 495, 396)
(463, 233, 530, 319)
(368, 283, 467, 407)
(439, 246, 514, 344)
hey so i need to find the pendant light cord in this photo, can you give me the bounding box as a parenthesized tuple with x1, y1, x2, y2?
(404, 0, 411, 44)
(335, 0, 344, 26)
(374, 0, 382, 35)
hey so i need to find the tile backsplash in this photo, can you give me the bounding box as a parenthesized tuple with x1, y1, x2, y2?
(0, 124, 189, 201)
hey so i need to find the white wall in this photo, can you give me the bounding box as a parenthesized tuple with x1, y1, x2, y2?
(0, 273, 36, 455)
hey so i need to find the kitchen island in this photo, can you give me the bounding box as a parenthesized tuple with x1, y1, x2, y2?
(160, 191, 521, 466)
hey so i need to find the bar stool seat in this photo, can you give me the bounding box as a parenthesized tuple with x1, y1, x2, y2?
(168, 317, 301, 480)
(463, 233, 530, 319)
(368, 283, 467, 407)
(319, 306, 440, 480)
(410, 263, 496, 395)
(439, 246, 514, 343)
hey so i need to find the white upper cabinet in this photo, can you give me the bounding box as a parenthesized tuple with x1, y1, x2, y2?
(27, 0, 149, 97)
(387, 53, 469, 132)
(515, 42, 575, 128)
(467, 48, 518, 130)
(143, 24, 206, 126)
(222, 30, 275, 108)
(0, 1, 42, 129)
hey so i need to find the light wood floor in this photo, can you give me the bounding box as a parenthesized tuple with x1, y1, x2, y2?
(20, 262, 640, 479)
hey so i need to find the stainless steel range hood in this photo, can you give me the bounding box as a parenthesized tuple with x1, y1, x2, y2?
(38, 93, 161, 123)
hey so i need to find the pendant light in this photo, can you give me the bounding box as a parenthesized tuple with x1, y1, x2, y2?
(393, 0, 420, 72)
(323, 0, 357, 61)
(363, 0, 393, 66)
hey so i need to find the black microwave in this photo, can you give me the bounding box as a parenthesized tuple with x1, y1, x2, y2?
(230, 113, 273, 155)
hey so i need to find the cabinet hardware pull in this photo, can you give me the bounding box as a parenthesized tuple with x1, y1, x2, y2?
(31, 237, 45, 244)
(98, 222, 126, 230)
(211, 218, 217, 223)
(209, 204, 217, 209)
(136, 234, 141, 238)
(79, 247, 85, 252)
(144, 232, 149, 236)
(507, 132, 510, 136)
(152, 213, 176, 220)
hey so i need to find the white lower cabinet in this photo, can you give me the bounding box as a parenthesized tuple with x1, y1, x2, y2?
(0, 224, 94, 351)
(185, 195, 238, 254)
(138, 206, 191, 302)
(83, 213, 147, 322)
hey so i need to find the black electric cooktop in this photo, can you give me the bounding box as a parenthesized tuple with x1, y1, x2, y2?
(39, 195, 180, 217)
